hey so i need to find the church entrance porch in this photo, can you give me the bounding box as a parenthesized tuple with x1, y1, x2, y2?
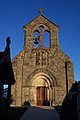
(25, 71, 57, 106)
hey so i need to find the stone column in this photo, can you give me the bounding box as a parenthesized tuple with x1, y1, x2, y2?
(40, 31, 44, 47)
(52, 87, 54, 106)
(49, 87, 52, 106)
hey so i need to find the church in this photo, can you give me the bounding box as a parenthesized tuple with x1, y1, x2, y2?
(11, 9, 74, 106)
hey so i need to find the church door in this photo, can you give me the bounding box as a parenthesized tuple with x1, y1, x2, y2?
(37, 86, 47, 106)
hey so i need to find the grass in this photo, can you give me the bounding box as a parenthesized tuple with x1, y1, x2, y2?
(0, 106, 28, 120)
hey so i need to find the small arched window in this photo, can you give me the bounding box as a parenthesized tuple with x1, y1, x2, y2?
(39, 25, 44, 30)
(44, 30, 50, 48)
(33, 31, 40, 47)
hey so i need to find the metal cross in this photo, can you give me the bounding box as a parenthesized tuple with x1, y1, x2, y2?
(38, 8, 44, 15)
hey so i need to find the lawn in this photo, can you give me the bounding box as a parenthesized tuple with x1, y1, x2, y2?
(0, 106, 28, 120)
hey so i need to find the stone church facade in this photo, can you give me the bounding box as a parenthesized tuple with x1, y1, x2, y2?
(11, 10, 74, 106)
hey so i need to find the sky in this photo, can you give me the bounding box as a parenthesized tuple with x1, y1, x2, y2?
(0, 0, 80, 81)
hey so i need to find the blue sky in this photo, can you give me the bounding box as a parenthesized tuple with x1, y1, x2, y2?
(0, 0, 80, 81)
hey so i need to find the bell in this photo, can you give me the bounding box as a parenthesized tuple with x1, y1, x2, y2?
(34, 40, 39, 44)
(34, 36, 39, 44)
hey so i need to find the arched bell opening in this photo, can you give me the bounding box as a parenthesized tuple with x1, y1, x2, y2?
(43, 30, 50, 48)
(33, 30, 40, 47)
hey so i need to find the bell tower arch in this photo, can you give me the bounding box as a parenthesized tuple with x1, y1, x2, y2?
(23, 9, 59, 51)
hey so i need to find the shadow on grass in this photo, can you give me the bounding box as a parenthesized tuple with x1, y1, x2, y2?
(0, 106, 28, 120)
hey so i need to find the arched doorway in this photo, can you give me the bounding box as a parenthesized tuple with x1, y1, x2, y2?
(31, 72, 53, 106)
(25, 69, 57, 106)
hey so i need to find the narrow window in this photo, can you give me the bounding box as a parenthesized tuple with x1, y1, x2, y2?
(44, 30, 50, 47)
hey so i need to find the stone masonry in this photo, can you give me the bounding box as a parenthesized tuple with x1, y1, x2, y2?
(11, 10, 74, 106)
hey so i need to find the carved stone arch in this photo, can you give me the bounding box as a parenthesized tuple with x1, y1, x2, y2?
(39, 24, 50, 31)
(32, 24, 50, 33)
(31, 73, 51, 87)
(32, 24, 40, 33)
(26, 68, 57, 87)
(43, 23, 51, 31)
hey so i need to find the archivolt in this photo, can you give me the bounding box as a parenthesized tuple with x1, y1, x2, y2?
(26, 68, 57, 87)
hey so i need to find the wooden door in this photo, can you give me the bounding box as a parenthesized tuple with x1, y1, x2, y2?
(37, 86, 47, 106)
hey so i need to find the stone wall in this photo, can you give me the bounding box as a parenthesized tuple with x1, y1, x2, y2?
(11, 14, 74, 106)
